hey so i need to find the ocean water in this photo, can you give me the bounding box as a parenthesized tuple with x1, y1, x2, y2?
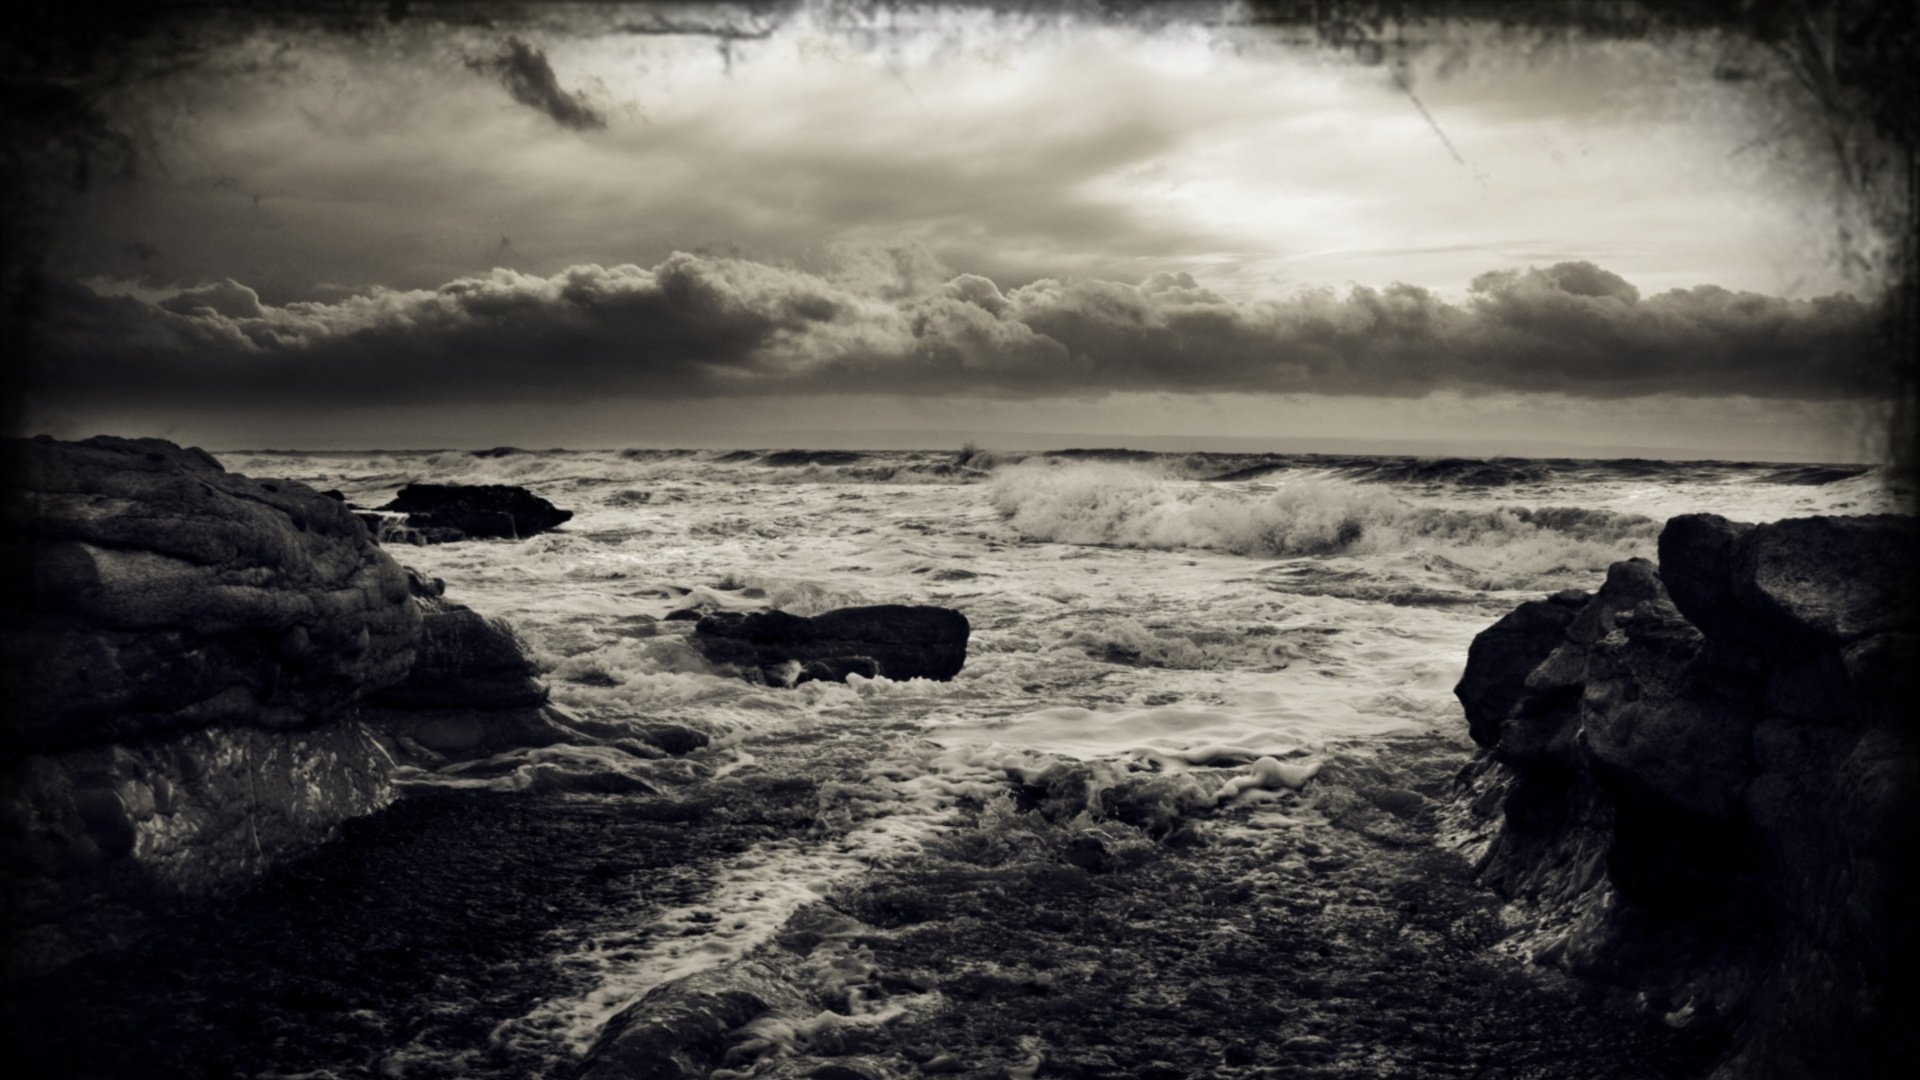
(216, 445, 1901, 1072)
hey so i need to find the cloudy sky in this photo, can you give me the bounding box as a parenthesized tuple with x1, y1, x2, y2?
(20, 3, 1899, 459)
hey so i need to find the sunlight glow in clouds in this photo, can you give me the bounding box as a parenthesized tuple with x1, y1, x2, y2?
(25, 3, 1896, 457)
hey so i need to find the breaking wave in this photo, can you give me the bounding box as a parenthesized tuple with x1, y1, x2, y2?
(988, 462, 1660, 586)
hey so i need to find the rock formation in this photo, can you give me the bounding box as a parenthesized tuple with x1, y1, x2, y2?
(360, 570, 574, 763)
(0, 437, 578, 975)
(574, 958, 814, 1080)
(377, 482, 572, 543)
(691, 605, 970, 685)
(1455, 513, 1917, 1078)
(1, 436, 419, 973)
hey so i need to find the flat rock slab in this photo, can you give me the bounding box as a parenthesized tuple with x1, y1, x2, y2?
(379, 483, 572, 543)
(691, 605, 969, 685)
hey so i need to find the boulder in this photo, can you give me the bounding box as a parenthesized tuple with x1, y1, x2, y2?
(690, 605, 970, 685)
(378, 482, 572, 543)
(1656, 513, 1755, 646)
(1455, 512, 1918, 1079)
(575, 958, 812, 1080)
(3, 436, 420, 750)
(0, 432, 420, 745)
(1454, 590, 1583, 748)
(1730, 514, 1916, 652)
(0, 435, 419, 973)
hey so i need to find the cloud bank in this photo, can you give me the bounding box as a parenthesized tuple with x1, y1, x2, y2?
(32, 255, 1886, 412)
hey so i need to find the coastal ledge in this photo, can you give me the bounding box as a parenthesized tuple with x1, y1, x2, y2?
(0, 437, 569, 975)
(1454, 511, 1918, 1079)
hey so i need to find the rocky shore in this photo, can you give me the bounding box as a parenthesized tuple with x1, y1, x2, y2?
(0, 436, 582, 974)
(3, 436, 1910, 1078)
(1455, 512, 1917, 1079)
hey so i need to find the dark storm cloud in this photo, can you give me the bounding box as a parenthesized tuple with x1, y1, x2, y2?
(464, 37, 606, 131)
(31, 257, 1887, 413)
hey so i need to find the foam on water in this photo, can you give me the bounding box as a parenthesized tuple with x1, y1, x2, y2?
(986, 461, 1666, 590)
(489, 740, 971, 1062)
(208, 445, 1902, 1071)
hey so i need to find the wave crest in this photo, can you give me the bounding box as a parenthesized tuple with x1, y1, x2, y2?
(988, 462, 1659, 587)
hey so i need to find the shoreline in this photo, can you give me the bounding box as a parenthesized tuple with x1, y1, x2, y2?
(1, 734, 1722, 1079)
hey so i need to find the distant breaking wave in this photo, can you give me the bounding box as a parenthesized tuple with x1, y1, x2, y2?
(988, 462, 1661, 588)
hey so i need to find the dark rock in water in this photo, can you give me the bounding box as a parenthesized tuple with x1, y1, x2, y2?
(371, 599, 546, 713)
(691, 605, 970, 685)
(0, 435, 419, 974)
(404, 566, 446, 598)
(634, 723, 709, 756)
(1455, 512, 1919, 1080)
(575, 958, 811, 1080)
(470, 446, 527, 458)
(379, 482, 572, 542)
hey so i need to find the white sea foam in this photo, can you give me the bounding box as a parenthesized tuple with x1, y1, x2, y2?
(207, 444, 1899, 1073)
(986, 461, 1664, 589)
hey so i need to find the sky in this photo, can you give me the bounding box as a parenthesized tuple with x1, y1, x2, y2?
(17, 2, 1901, 460)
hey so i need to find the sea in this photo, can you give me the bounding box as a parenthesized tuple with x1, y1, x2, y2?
(191, 445, 1902, 1075)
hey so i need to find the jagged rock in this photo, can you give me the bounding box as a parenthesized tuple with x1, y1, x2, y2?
(0, 722, 393, 974)
(0, 435, 419, 974)
(1656, 513, 1755, 645)
(1455, 591, 1584, 750)
(378, 482, 572, 543)
(1455, 512, 1918, 1079)
(692, 605, 970, 685)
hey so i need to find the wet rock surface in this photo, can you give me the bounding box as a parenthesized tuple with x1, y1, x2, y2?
(379, 482, 574, 543)
(363, 581, 576, 765)
(567, 735, 1716, 1080)
(1456, 513, 1918, 1079)
(5, 729, 1718, 1079)
(693, 605, 970, 685)
(0, 438, 588, 976)
(774, 740, 1715, 1080)
(0, 780, 827, 1080)
(0, 436, 419, 974)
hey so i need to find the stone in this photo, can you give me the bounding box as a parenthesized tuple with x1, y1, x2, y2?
(575, 958, 811, 1080)
(362, 595, 569, 763)
(691, 605, 970, 685)
(1457, 511, 1919, 1080)
(0, 722, 393, 975)
(1656, 513, 1756, 647)
(369, 598, 546, 712)
(0, 436, 419, 973)
(1729, 514, 1917, 653)
(2, 435, 420, 751)
(378, 482, 572, 542)
(1454, 593, 1581, 748)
